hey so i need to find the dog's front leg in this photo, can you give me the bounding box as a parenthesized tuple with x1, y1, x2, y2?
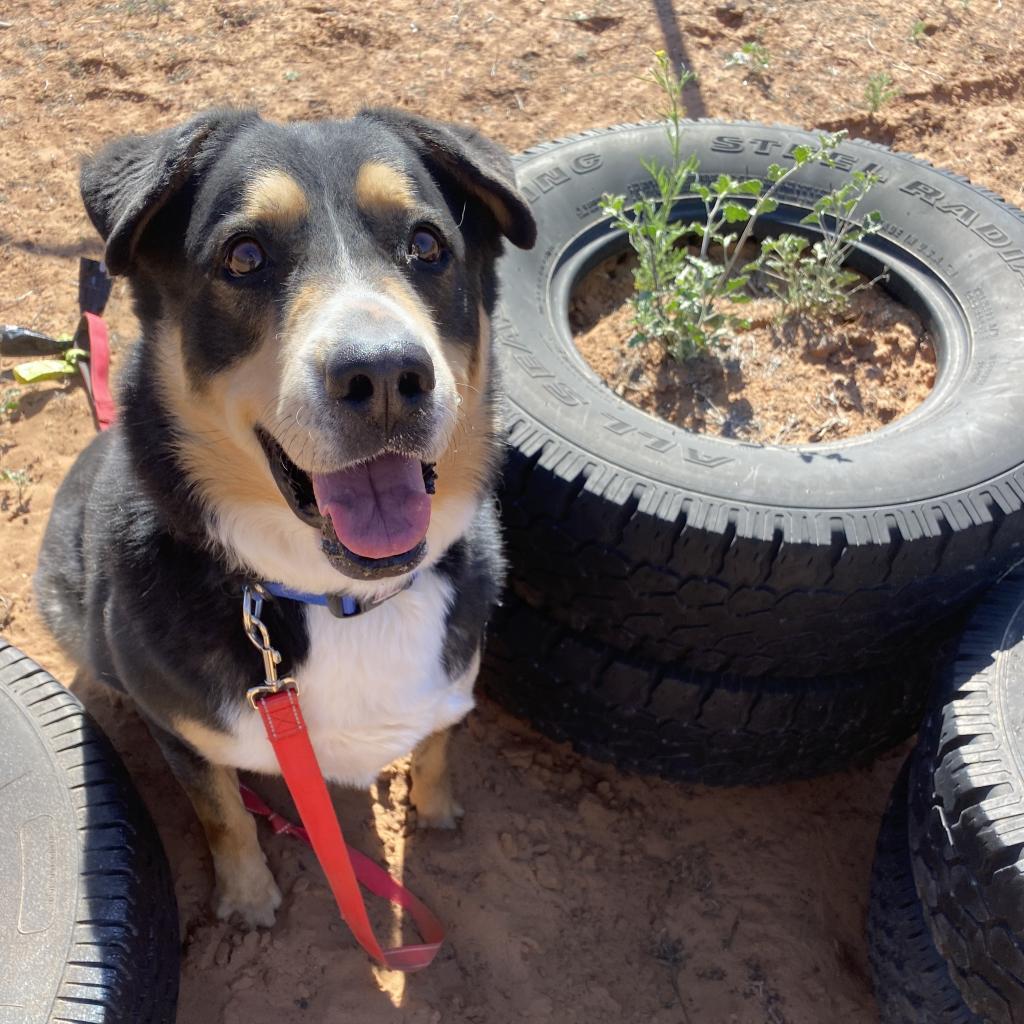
(148, 723, 281, 927)
(410, 726, 464, 829)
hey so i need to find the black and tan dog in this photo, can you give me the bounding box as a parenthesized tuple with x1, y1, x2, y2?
(34, 108, 535, 926)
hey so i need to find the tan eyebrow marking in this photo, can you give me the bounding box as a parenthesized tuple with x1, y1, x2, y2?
(354, 161, 416, 213)
(242, 169, 309, 227)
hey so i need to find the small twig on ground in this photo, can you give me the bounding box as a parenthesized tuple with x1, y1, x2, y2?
(0, 289, 35, 312)
(808, 415, 847, 441)
(653, 935, 693, 1024)
(723, 913, 741, 951)
(772, 417, 801, 445)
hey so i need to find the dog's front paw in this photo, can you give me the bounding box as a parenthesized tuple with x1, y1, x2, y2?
(412, 792, 465, 830)
(214, 857, 282, 929)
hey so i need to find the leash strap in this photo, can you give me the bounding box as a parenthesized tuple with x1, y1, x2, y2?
(245, 688, 444, 972)
(77, 311, 115, 431)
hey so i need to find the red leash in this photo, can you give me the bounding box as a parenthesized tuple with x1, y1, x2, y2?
(76, 311, 115, 431)
(242, 690, 444, 971)
(83, 278, 445, 971)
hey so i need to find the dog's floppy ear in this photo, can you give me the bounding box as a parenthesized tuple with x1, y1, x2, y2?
(80, 108, 258, 275)
(359, 107, 536, 250)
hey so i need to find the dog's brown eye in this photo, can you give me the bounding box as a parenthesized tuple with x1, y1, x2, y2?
(225, 238, 266, 277)
(408, 226, 444, 265)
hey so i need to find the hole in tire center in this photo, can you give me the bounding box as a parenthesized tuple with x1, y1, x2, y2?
(569, 239, 938, 446)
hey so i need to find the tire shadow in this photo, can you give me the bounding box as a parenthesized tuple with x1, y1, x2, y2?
(651, 0, 708, 118)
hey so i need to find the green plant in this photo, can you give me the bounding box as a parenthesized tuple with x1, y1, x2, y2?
(0, 387, 22, 419)
(757, 171, 884, 317)
(910, 19, 928, 42)
(724, 41, 770, 76)
(0, 467, 32, 516)
(865, 72, 898, 114)
(602, 52, 851, 359)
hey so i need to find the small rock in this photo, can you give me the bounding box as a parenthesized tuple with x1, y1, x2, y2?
(535, 854, 561, 890)
(527, 819, 550, 840)
(501, 746, 534, 770)
(713, 1, 746, 27)
(805, 338, 839, 361)
(578, 794, 615, 830)
(499, 832, 518, 859)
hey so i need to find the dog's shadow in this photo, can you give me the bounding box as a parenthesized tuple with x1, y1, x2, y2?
(69, 673, 422, 1020)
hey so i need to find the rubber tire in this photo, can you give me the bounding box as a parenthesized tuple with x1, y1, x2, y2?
(482, 589, 948, 784)
(909, 571, 1024, 1023)
(868, 758, 978, 1024)
(496, 121, 1024, 679)
(0, 639, 179, 1024)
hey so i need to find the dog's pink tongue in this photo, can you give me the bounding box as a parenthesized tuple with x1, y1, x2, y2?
(312, 454, 430, 560)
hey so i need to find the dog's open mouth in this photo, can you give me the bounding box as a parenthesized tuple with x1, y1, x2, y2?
(256, 429, 434, 580)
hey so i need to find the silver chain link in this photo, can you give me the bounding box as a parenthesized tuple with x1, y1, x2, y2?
(242, 583, 298, 709)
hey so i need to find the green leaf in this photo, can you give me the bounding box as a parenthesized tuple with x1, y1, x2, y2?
(12, 359, 78, 383)
(721, 202, 751, 223)
(712, 173, 734, 195)
(766, 163, 785, 181)
(801, 212, 821, 226)
(791, 145, 812, 165)
(735, 179, 764, 196)
(757, 197, 779, 215)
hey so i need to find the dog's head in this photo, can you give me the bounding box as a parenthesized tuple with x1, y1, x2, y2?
(81, 109, 534, 586)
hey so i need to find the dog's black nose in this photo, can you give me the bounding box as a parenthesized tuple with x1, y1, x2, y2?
(325, 338, 436, 427)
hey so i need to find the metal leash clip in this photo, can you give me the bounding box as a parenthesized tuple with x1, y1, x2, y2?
(242, 583, 298, 710)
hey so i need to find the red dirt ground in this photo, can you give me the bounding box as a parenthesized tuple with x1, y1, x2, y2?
(3, 2, 1023, 1021)
(572, 253, 937, 445)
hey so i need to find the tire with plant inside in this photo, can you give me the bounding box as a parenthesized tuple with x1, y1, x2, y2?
(909, 571, 1024, 1023)
(867, 758, 977, 1024)
(486, 122, 1024, 774)
(0, 639, 179, 1024)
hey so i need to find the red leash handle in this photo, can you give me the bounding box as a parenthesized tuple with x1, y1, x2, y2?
(243, 689, 444, 972)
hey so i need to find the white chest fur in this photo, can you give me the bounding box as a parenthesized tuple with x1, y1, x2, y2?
(218, 572, 475, 786)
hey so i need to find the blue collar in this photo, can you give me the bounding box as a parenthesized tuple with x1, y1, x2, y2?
(262, 575, 416, 618)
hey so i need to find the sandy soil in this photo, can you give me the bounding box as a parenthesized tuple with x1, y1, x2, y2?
(3, 2, 1024, 1022)
(571, 252, 936, 445)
